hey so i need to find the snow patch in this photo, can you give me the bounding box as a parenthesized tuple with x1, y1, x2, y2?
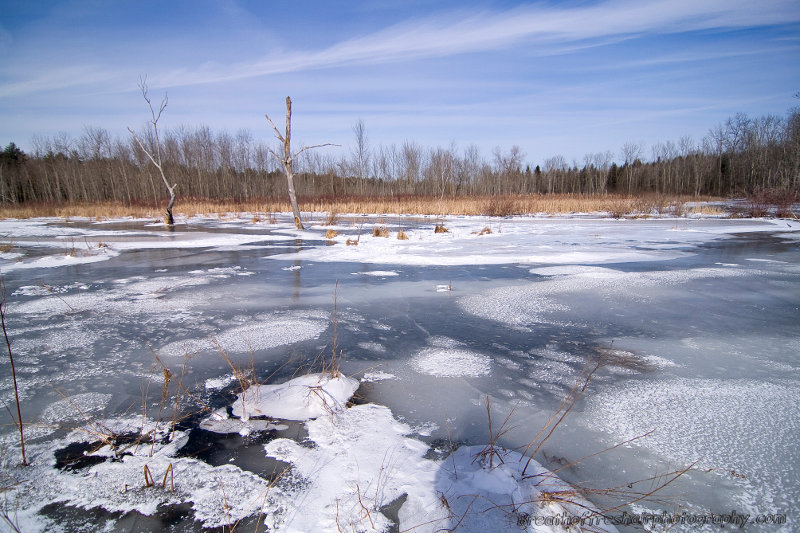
(42, 393, 113, 424)
(160, 315, 328, 356)
(264, 403, 436, 532)
(361, 370, 398, 382)
(400, 445, 618, 533)
(204, 374, 237, 390)
(232, 373, 360, 421)
(355, 270, 400, 277)
(412, 347, 492, 378)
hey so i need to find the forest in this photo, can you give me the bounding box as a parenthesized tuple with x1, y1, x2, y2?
(1, 107, 799, 208)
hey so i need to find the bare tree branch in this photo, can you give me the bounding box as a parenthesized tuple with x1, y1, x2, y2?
(294, 143, 339, 158)
(128, 77, 177, 225)
(264, 114, 285, 144)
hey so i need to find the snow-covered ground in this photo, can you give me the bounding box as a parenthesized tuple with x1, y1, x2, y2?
(0, 211, 798, 531)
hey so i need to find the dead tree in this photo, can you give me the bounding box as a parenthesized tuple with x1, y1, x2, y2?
(265, 97, 336, 230)
(128, 78, 177, 225)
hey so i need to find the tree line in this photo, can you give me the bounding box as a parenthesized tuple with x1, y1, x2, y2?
(2, 107, 798, 206)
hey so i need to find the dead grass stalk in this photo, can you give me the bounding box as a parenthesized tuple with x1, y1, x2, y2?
(0, 281, 26, 466)
(0, 194, 724, 220)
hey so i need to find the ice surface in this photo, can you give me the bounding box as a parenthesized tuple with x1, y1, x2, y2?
(586, 377, 800, 517)
(0, 217, 294, 272)
(460, 265, 763, 328)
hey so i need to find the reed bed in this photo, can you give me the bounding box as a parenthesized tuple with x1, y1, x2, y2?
(0, 194, 720, 220)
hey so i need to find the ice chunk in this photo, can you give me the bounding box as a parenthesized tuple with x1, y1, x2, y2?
(232, 373, 360, 421)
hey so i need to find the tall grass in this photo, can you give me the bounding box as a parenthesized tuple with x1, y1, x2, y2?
(0, 194, 724, 220)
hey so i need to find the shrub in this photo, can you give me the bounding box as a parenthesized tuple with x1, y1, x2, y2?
(481, 196, 517, 217)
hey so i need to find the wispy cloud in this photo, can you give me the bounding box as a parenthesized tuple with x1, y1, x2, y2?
(3, 0, 797, 96)
(154, 0, 800, 87)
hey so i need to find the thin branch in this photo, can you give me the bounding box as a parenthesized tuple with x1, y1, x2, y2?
(529, 429, 657, 483)
(591, 462, 697, 519)
(264, 114, 285, 144)
(266, 147, 284, 164)
(1, 280, 26, 466)
(294, 143, 340, 158)
(137, 76, 167, 167)
(521, 359, 601, 476)
(127, 129, 176, 195)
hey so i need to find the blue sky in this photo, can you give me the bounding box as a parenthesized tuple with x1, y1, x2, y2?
(1, 0, 799, 165)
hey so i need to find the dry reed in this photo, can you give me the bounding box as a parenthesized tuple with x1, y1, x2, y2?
(0, 194, 724, 220)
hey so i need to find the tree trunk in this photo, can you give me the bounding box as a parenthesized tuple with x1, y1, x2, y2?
(282, 97, 304, 230)
(286, 167, 303, 229)
(165, 186, 176, 225)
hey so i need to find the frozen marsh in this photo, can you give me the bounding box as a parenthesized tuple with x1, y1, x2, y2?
(0, 211, 798, 532)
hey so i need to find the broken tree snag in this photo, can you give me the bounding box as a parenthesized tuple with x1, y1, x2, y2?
(128, 77, 178, 226)
(265, 96, 338, 230)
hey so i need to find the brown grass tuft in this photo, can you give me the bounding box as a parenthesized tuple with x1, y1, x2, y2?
(481, 196, 518, 217)
(434, 224, 449, 233)
(324, 211, 339, 226)
(396, 230, 409, 240)
(688, 204, 725, 216)
(372, 226, 389, 237)
(346, 238, 359, 246)
(325, 229, 339, 239)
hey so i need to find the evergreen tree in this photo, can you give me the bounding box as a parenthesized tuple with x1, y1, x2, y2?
(0, 143, 27, 166)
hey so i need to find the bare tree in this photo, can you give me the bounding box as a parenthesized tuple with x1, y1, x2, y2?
(127, 78, 178, 225)
(351, 119, 370, 194)
(265, 97, 337, 229)
(400, 141, 422, 194)
(621, 142, 643, 194)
